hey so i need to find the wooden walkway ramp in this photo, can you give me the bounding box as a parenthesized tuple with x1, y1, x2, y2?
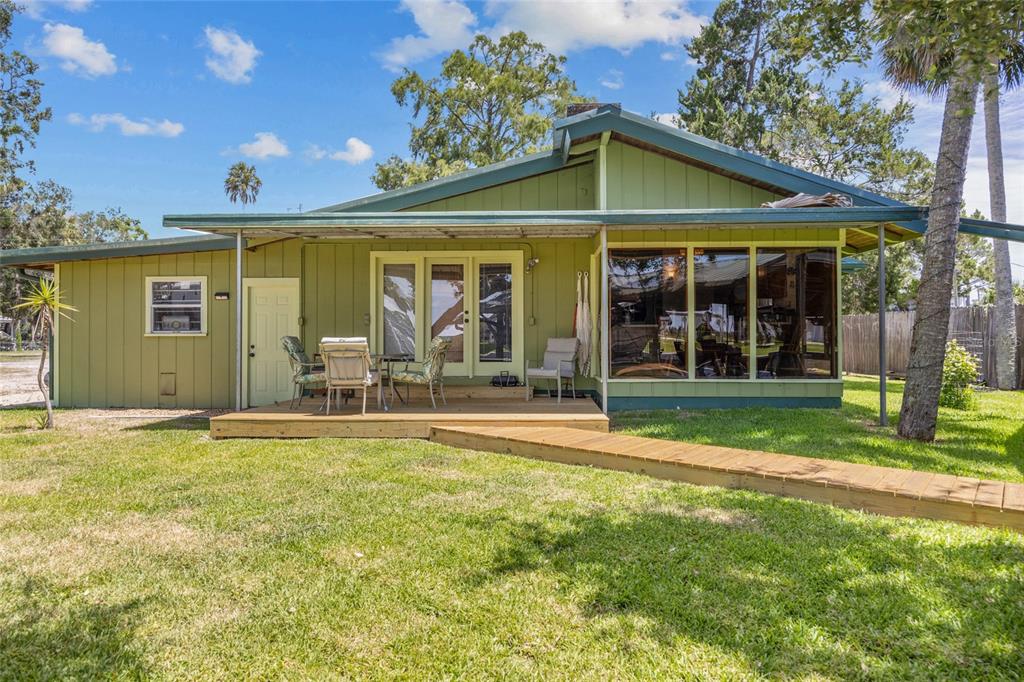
(430, 426, 1024, 532)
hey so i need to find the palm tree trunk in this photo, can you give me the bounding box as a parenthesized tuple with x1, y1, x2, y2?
(897, 73, 980, 441)
(37, 332, 53, 428)
(983, 71, 1018, 390)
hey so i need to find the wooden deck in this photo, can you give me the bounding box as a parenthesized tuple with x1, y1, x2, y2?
(430, 426, 1024, 532)
(210, 396, 609, 439)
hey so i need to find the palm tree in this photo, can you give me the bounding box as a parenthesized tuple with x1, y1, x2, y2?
(983, 72, 1019, 390)
(14, 278, 75, 429)
(881, 8, 1024, 439)
(224, 162, 262, 208)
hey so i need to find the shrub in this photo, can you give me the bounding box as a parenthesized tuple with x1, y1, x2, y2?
(939, 340, 978, 410)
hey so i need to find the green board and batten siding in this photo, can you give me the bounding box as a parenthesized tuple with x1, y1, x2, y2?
(408, 163, 595, 211)
(53, 140, 840, 408)
(56, 240, 301, 409)
(301, 237, 599, 390)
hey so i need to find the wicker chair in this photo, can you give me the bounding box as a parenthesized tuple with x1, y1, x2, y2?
(388, 336, 451, 409)
(281, 336, 325, 409)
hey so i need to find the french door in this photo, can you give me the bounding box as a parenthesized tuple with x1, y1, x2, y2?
(372, 251, 523, 378)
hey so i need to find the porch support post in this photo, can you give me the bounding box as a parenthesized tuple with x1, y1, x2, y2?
(600, 224, 609, 414)
(878, 223, 887, 426)
(235, 229, 243, 412)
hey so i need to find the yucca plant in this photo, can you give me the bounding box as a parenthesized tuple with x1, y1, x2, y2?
(14, 279, 76, 429)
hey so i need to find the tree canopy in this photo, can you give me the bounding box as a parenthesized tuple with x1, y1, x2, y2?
(677, 0, 934, 207)
(372, 32, 583, 191)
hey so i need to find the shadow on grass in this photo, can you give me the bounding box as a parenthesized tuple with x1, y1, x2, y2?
(476, 498, 1024, 678)
(125, 411, 222, 432)
(613, 378, 1023, 480)
(0, 578, 148, 679)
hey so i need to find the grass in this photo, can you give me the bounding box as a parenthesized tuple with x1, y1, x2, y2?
(1, 405, 1023, 680)
(615, 376, 1024, 483)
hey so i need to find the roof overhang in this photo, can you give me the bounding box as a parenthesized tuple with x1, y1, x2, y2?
(0, 234, 236, 268)
(164, 206, 927, 242)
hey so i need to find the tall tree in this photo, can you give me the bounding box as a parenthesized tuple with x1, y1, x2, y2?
(677, 0, 933, 204)
(878, 0, 1023, 440)
(0, 0, 50, 196)
(224, 162, 261, 207)
(983, 73, 1019, 389)
(72, 207, 147, 244)
(373, 32, 582, 190)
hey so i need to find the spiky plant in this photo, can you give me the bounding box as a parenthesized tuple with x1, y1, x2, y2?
(14, 278, 75, 429)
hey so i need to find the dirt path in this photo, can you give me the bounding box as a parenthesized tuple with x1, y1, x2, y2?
(0, 353, 46, 407)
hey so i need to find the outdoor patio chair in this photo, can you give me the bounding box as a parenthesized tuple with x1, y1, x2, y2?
(388, 336, 451, 409)
(525, 337, 578, 403)
(319, 337, 375, 415)
(281, 336, 326, 409)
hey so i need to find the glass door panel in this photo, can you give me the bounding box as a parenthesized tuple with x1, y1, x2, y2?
(478, 263, 513, 365)
(382, 263, 416, 356)
(428, 260, 468, 374)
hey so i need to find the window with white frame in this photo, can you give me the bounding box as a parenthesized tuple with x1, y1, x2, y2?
(146, 276, 206, 335)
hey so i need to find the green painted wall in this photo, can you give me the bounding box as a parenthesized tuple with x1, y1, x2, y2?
(53, 142, 844, 408)
(407, 163, 595, 211)
(604, 141, 783, 209)
(301, 237, 598, 387)
(56, 239, 301, 408)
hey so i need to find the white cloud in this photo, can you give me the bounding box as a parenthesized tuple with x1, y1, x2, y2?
(330, 137, 374, 164)
(306, 138, 374, 165)
(237, 132, 289, 159)
(68, 112, 184, 137)
(660, 50, 679, 61)
(487, 0, 706, 53)
(600, 69, 624, 90)
(378, 0, 706, 70)
(42, 23, 116, 77)
(203, 26, 261, 84)
(305, 144, 328, 161)
(653, 112, 678, 127)
(379, 0, 477, 72)
(21, 0, 93, 20)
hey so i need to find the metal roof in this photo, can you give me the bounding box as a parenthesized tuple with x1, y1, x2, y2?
(0, 234, 236, 268)
(314, 104, 902, 214)
(163, 206, 927, 240)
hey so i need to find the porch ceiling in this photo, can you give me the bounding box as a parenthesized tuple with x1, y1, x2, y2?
(163, 206, 928, 244)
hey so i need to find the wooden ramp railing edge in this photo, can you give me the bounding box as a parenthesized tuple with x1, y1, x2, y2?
(429, 425, 1024, 532)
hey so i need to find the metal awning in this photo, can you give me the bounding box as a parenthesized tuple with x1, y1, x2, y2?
(163, 206, 929, 243)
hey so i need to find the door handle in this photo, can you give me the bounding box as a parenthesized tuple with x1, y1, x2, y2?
(248, 344, 255, 358)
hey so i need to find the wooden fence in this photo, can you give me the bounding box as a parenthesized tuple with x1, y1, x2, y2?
(842, 305, 1024, 388)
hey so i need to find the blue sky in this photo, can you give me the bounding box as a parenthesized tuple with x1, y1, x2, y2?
(11, 0, 1024, 280)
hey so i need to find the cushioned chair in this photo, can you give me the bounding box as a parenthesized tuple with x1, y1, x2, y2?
(526, 338, 578, 403)
(319, 337, 375, 415)
(281, 336, 325, 409)
(389, 336, 451, 409)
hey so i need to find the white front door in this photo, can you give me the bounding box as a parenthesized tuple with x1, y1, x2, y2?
(245, 278, 301, 407)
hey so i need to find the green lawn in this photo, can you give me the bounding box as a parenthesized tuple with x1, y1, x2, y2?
(1, 403, 1023, 680)
(616, 376, 1024, 483)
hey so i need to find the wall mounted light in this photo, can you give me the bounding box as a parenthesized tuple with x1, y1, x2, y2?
(526, 257, 540, 273)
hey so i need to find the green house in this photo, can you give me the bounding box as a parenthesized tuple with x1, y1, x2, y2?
(4, 105, 1022, 412)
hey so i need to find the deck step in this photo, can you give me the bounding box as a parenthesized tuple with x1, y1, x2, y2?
(429, 426, 1024, 532)
(209, 397, 607, 439)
